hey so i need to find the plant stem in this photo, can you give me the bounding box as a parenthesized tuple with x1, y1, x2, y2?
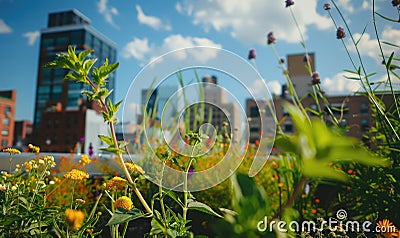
(271, 177, 307, 220)
(86, 76, 152, 214)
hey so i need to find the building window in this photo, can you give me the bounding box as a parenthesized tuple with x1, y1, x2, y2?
(2, 118, 10, 126)
(360, 102, 369, 114)
(249, 107, 260, 117)
(1, 139, 7, 147)
(361, 119, 369, 132)
(38, 85, 51, 94)
(5, 106, 11, 116)
(1, 129, 9, 136)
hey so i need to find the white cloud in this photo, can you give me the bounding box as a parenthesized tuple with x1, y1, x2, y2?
(0, 19, 12, 34)
(322, 72, 363, 95)
(177, 0, 331, 45)
(97, 0, 119, 28)
(122, 34, 222, 63)
(248, 79, 281, 96)
(22, 31, 39, 45)
(136, 5, 172, 31)
(336, 0, 354, 13)
(347, 26, 400, 63)
(267, 80, 281, 96)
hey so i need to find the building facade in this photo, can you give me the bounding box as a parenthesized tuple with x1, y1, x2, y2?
(13, 120, 33, 148)
(33, 9, 117, 152)
(0, 90, 16, 148)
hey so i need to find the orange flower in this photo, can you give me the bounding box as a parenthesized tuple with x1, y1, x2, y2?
(377, 219, 398, 238)
(105, 176, 127, 191)
(114, 196, 133, 210)
(65, 209, 85, 231)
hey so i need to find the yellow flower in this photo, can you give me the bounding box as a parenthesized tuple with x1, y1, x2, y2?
(114, 196, 134, 210)
(125, 162, 145, 174)
(28, 144, 40, 153)
(64, 169, 89, 181)
(23, 161, 33, 171)
(79, 155, 91, 165)
(105, 176, 127, 191)
(65, 209, 85, 231)
(2, 148, 21, 154)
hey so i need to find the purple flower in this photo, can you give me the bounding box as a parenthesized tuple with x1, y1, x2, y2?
(336, 26, 346, 39)
(279, 58, 285, 64)
(267, 32, 276, 45)
(311, 72, 320, 85)
(392, 0, 399, 7)
(323, 3, 331, 10)
(248, 49, 256, 60)
(188, 168, 195, 179)
(285, 0, 294, 7)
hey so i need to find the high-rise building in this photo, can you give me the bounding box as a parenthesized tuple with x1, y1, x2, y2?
(13, 120, 33, 147)
(0, 90, 16, 148)
(287, 53, 315, 98)
(33, 9, 117, 152)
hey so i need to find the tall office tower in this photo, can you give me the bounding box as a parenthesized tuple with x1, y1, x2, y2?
(33, 10, 117, 152)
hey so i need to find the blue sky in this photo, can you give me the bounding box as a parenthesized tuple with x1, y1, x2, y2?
(0, 0, 399, 122)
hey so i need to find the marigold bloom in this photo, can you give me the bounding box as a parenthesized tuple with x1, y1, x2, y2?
(125, 162, 145, 175)
(248, 49, 256, 60)
(336, 26, 346, 39)
(105, 176, 127, 191)
(114, 196, 134, 210)
(285, 0, 294, 7)
(65, 209, 85, 231)
(323, 3, 331, 10)
(377, 219, 398, 237)
(267, 32, 276, 45)
(3, 148, 21, 154)
(311, 71, 320, 85)
(79, 155, 91, 165)
(64, 169, 89, 181)
(28, 144, 40, 153)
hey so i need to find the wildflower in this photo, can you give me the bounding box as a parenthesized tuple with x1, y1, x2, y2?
(285, 0, 294, 7)
(79, 155, 91, 165)
(267, 32, 276, 45)
(0, 184, 6, 191)
(336, 26, 346, 39)
(3, 148, 21, 154)
(64, 169, 89, 181)
(38, 159, 45, 164)
(279, 58, 285, 64)
(49, 180, 55, 185)
(105, 176, 127, 191)
(114, 196, 134, 210)
(65, 209, 85, 231)
(392, 0, 399, 7)
(315, 198, 320, 203)
(24, 161, 33, 171)
(44, 156, 56, 167)
(311, 71, 320, 85)
(125, 162, 145, 175)
(323, 3, 331, 10)
(278, 182, 284, 187)
(11, 185, 17, 191)
(28, 144, 40, 153)
(97, 211, 102, 216)
(248, 49, 256, 60)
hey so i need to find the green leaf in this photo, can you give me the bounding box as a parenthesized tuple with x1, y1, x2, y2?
(106, 208, 144, 226)
(386, 52, 395, 70)
(98, 135, 114, 146)
(302, 159, 348, 181)
(78, 49, 94, 62)
(187, 201, 222, 218)
(375, 12, 399, 23)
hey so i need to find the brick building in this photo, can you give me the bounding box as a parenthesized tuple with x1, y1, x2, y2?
(0, 90, 16, 148)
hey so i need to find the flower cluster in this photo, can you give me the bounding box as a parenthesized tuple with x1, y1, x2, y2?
(64, 169, 89, 181)
(323, 3, 331, 10)
(114, 196, 134, 210)
(105, 176, 127, 191)
(311, 72, 321, 85)
(65, 209, 85, 231)
(79, 155, 91, 165)
(285, 0, 294, 8)
(2, 148, 21, 154)
(267, 32, 276, 45)
(248, 49, 256, 60)
(125, 162, 145, 175)
(28, 144, 40, 153)
(336, 26, 346, 39)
